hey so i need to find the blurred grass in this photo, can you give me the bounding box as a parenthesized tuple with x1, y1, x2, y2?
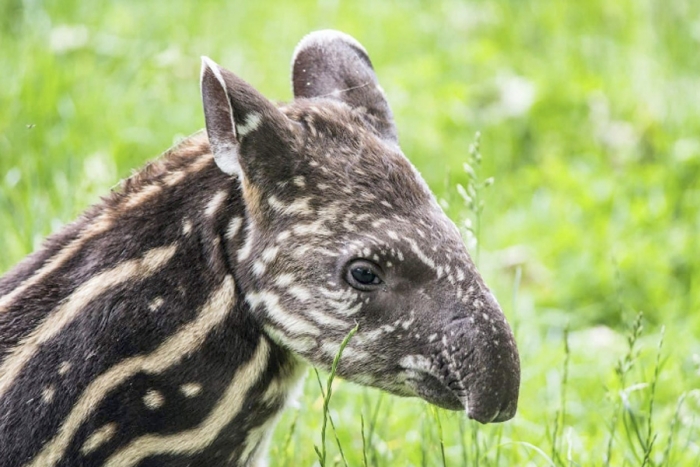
(1, 0, 699, 465)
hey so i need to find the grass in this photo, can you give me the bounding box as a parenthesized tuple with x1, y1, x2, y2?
(1, 0, 700, 465)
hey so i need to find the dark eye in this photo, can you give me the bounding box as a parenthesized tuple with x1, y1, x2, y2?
(352, 267, 379, 284)
(345, 260, 383, 291)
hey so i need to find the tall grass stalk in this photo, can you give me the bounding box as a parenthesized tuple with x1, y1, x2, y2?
(280, 410, 299, 466)
(605, 312, 644, 466)
(471, 421, 481, 467)
(457, 131, 493, 266)
(551, 323, 570, 466)
(313, 323, 359, 467)
(365, 391, 384, 467)
(661, 393, 686, 466)
(641, 326, 665, 467)
(421, 411, 430, 467)
(458, 417, 468, 465)
(431, 407, 448, 467)
(313, 371, 348, 467)
(360, 414, 369, 467)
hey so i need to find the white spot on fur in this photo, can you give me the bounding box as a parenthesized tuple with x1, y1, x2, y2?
(225, 217, 243, 240)
(293, 245, 310, 258)
(182, 219, 193, 235)
(275, 274, 295, 287)
(237, 221, 255, 262)
(252, 261, 266, 276)
(58, 361, 71, 376)
(293, 176, 306, 187)
(261, 246, 280, 263)
(180, 383, 203, 398)
(268, 196, 312, 216)
(143, 389, 165, 409)
(149, 297, 164, 312)
(288, 286, 311, 302)
(42, 385, 56, 404)
(236, 111, 262, 138)
(387, 230, 399, 240)
(267, 195, 285, 211)
(205, 191, 228, 218)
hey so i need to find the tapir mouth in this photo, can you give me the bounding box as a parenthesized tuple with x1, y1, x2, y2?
(408, 369, 517, 424)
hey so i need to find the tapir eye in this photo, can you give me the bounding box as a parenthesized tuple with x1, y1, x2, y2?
(345, 260, 383, 291)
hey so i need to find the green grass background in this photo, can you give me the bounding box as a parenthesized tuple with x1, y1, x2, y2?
(1, 0, 699, 465)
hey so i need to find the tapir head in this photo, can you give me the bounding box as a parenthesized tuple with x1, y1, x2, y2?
(200, 30, 520, 423)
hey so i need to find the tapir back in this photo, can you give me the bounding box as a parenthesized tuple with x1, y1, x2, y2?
(0, 134, 303, 466)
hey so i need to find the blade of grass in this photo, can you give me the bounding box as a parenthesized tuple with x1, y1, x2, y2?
(507, 441, 557, 467)
(552, 322, 570, 466)
(313, 370, 349, 467)
(360, 414, 369, 467)
(367, 391, 384, 466)
(661, 393, 687, 466)
(313, 323, 359, 467)
(641, 326, 665, 467)
(431, 407, 447, 467)
(281, 409, 299, 467)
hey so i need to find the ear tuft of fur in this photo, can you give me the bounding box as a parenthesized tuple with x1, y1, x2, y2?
(200, 56, 241, 176)
(291, 30, 398, 144)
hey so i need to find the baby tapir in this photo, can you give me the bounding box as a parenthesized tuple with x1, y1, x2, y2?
(0, 30, 520, 466)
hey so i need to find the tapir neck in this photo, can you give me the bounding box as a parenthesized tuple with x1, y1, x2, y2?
(0, 135, 307, 467)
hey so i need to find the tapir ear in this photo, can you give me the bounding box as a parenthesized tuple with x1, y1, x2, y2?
(291, 30, 398, 144)
(200, 57, 293, 180)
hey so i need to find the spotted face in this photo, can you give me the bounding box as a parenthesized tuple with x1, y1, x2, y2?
(202, 30, 520, 423)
